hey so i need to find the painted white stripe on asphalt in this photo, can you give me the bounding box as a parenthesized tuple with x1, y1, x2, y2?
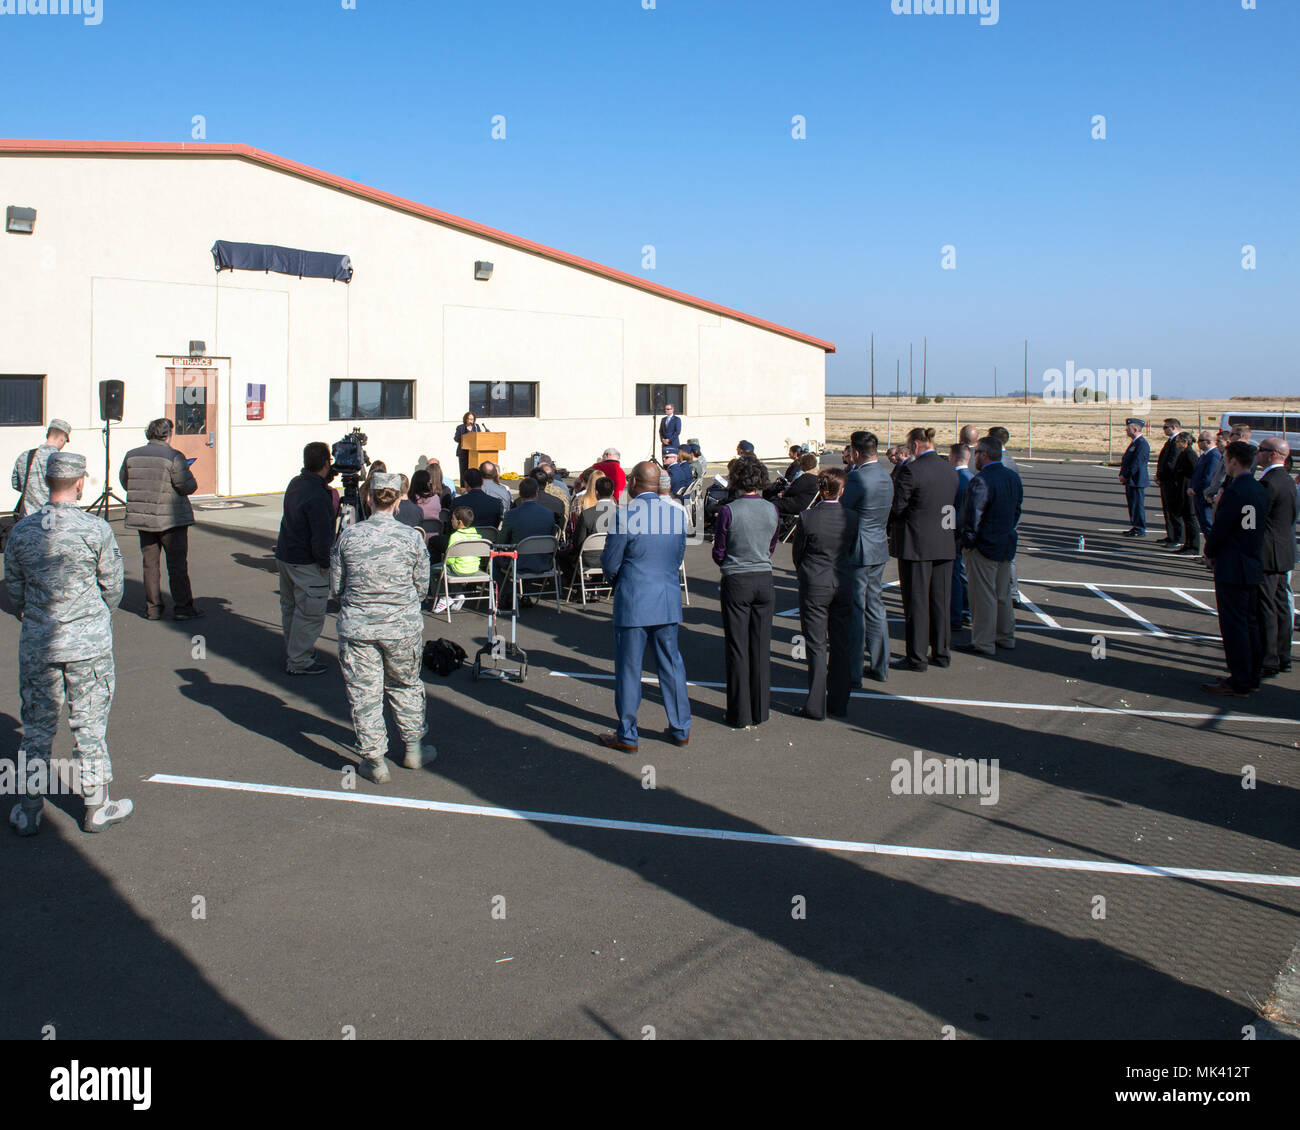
(145, 774, 1300, 889)
(1016, 587, 1060, 629)
(1020, 580, 1213, 592)
(547, 673, 1296, 724)
(1172, 588, 1216, 613)
(1085, 583, 1168, 637)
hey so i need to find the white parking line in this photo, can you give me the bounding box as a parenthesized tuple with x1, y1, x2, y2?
(547, 673, 1295, 724)
(1085, 584, 1168, 637)
(1020, 580, 1213, 591)
(1016, 587, 1060, 629)
(147, 773, 1300, 889)
(1172, 588, 1216, 613)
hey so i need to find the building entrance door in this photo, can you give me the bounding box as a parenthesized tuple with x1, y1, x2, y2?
(165, 364, 218, 495)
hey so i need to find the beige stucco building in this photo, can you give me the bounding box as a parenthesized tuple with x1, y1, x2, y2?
(0, 140, 834, 500)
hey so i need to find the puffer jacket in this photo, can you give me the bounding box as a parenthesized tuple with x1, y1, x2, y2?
(119, 441, 198, 531)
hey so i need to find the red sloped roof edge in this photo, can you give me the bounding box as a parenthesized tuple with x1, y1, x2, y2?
(0, 138, 837, 354)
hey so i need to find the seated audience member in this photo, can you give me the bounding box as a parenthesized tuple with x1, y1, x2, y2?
(567, 471, 605, 543)
(433, 507, 489, 614)
(560, 475, 617, 583)
(531, 467, 567, 530)
(498, 476, 562, 608)
(668, 453, 694, 499)
(451, 467, 505, 530)
(537, 462, 571, 521)
(395, 474, 424, 528)
(783, 445, 804, 484)
(479, 461, 513, 514)
(776, 453, 821, 515)
(585, 448, 627, 499)
(409, 469, 442, 523)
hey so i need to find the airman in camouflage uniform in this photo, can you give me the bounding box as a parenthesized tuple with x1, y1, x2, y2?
(4, 451, 133, 836)
(9, 417, 71, 514)
(330, 472, 436, 783)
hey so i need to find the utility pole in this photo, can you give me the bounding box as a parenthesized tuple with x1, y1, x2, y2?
(870, 333, 875, 409)
(1023, 339, 1029, 405)
(922, 337, 927, 399)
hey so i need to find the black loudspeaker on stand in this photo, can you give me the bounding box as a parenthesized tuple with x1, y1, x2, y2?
(88, 380, 128, 519)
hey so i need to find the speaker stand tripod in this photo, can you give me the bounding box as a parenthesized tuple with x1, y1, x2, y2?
(87, 419, 127, 519)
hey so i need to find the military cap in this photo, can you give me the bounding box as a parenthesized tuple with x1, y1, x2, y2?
(738, 441, 756, 453)
(1125, 417, 1145, 428)
(47, 451, 87, 478)
(48, 418, 72, 437)
(369, 472, 402, 492)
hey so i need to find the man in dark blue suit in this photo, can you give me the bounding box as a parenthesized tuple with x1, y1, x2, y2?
(1187, 430, 1221, 543)
(599, 461, 691, 751)
(659, 405, 682, 460)
(1118, 417, 1150, 537)
(1202, 442, 1269, 696)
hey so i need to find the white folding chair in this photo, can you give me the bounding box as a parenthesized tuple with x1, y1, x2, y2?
(565, 531, 612, 606)
(436, 536, 494, 623)
(512, 534, 563, 613)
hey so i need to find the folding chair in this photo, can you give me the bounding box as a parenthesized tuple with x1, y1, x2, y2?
(565, 532, 613, 606)
(511, 534, 563, 613)
(780, 494, 817, 544)
(436, 537, 495, 623)
(679, 558, 690, 607)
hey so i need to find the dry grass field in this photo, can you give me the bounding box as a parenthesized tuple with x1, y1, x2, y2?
(825, 396, 1300, 460)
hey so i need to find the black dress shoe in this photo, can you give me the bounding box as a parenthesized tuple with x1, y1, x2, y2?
(862, 668, 887, 682)
(1155, 537, 1174, 545)
(174, 608, 206, 621)
(792, 706, 825, 721)
(931, 657, 952, 669)
(956, 644, 995, 657)
(890, 658, 927, 672)
(1260, 667, 1281, 679)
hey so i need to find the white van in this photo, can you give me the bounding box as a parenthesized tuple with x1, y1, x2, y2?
(1216, 411, 1300, 446)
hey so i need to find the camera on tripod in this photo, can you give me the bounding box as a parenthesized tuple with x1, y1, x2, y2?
(331, 427, 370, 530)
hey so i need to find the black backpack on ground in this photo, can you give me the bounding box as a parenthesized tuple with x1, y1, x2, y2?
(422, 638, 468, 676)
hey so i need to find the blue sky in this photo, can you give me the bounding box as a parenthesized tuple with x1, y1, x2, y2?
(2, 0, 1296, 396)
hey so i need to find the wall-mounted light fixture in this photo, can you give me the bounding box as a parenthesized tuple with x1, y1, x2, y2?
(189, 340, 207, 357)
(5, 206, 36, 234)
(474, 260, 494, 281)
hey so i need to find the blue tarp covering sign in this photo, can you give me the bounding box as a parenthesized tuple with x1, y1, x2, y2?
(211, 240, 353, 283)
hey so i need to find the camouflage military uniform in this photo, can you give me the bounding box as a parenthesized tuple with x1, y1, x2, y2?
(10, 443, 59, 514)
(330, 512, 430, 759)
(4, 501, 124, 800)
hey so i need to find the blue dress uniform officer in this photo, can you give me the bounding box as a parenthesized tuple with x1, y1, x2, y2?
(1118, 417, 1150, 536)
(4, 451, 133, 836)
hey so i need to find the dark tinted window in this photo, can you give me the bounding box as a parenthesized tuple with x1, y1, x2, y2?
(468, 382, 537, 418)
(0, 375, 44, 426)
(329, 380, 414, 420)
(636, 384, 687, 416)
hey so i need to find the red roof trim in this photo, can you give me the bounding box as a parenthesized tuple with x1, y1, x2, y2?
(0, 138, 837, 354)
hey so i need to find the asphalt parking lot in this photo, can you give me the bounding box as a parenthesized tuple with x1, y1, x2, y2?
(1, 461, 1297, 1040)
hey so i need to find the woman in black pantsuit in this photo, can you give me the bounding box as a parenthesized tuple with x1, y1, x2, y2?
(454, 412, 483, 489)
(711, 455, 780, 730)
(792, 468, 850, 720)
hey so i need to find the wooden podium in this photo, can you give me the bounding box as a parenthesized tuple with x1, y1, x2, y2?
(463, 430, 506, 470)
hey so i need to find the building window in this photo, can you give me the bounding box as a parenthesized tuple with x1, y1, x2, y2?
(329, 380, 413, 421)
(469, 382, 537, 419)
(0, 375, 44, 426)
(635, 384, 687, 416)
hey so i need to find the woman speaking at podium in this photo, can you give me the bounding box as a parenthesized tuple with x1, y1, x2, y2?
(454, 411, 483, 488)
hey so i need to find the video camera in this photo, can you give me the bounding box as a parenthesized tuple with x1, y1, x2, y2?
(331, 427, 370, 529)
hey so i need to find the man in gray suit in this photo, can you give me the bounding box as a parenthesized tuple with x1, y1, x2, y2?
(827, 431, 894, 715)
